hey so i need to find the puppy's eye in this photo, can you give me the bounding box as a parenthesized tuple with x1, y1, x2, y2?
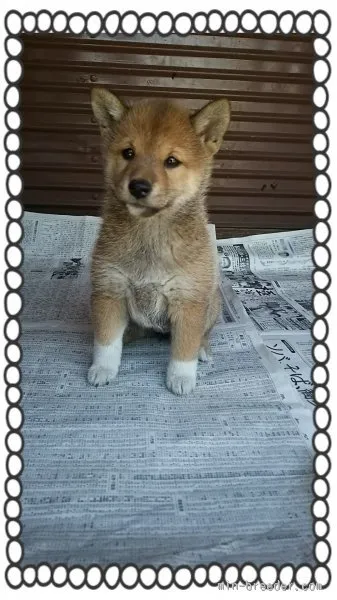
(122, 148, 135, 160)
(164, 156, 181, 168)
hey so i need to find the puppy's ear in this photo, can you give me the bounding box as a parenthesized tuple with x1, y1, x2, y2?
(91, 88, 126, 126)
(191, 98, 231, 155)
(91, 88, 126, 150)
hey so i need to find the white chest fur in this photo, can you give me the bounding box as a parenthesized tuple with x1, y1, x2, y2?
(126, 280, 170, 332)
(102, 263, 181, 333)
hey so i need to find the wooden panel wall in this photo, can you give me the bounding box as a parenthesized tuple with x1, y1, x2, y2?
(20, 32, 315, 238)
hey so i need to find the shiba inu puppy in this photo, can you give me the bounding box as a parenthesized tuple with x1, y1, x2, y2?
(88, 88, 230, 395)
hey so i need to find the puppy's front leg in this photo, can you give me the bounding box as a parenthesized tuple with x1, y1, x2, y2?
(88, 294, 128, 386)
(167, 301, 205, 395)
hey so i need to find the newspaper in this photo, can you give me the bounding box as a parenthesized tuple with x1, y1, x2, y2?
(22, 214, 100, 327)
(20, 212, 314, 568)
(217, 230, 313, 332)
(217, 230, 314, 409)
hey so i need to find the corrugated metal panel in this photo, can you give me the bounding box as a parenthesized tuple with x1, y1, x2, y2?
(21, 32, 315, 237)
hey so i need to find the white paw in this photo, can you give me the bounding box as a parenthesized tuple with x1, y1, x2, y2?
(88, 337, 123, 387)
(88, 365, 118, 387)
(88, 364, 119, 386)
(166, 360, 197, 396)
(198, 347, 210, 362)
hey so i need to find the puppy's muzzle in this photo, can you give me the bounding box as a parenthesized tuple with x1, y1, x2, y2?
(128, 178, 152, 200)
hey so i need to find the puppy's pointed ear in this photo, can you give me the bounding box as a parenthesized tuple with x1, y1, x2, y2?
(91, 88, 126, 152)
(91, 88, 126, 127)
(191, 98, 231, 155)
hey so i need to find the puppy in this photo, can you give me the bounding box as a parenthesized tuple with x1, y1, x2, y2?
(88, 89, 230, 395)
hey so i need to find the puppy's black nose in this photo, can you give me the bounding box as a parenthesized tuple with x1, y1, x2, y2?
(128, 179, 152, 200)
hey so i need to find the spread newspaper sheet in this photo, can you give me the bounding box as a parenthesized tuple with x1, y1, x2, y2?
(20, 212, 315, 567)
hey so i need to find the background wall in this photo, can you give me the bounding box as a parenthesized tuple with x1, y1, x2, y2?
(21, 32, 315, 238)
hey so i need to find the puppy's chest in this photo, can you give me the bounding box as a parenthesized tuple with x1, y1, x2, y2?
(102, 254, 194, 332)
(126, 269, 172, 332)
(127, 281, 168, 332)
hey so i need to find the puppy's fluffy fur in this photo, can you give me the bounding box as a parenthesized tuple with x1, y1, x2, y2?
(88, 89, 230, 395)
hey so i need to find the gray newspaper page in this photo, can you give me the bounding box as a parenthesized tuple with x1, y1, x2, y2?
(217, 230, 314, 414)
(20, 213, 314, 567)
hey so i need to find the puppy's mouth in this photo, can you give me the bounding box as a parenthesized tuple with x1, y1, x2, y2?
(125, 193, 171, 217)
(126, 202, 162, 218)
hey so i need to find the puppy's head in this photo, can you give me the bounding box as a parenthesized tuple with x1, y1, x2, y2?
(91, 89, 230, 218)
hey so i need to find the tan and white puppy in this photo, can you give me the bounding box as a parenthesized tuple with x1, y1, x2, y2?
(88, 89, 230, 395)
